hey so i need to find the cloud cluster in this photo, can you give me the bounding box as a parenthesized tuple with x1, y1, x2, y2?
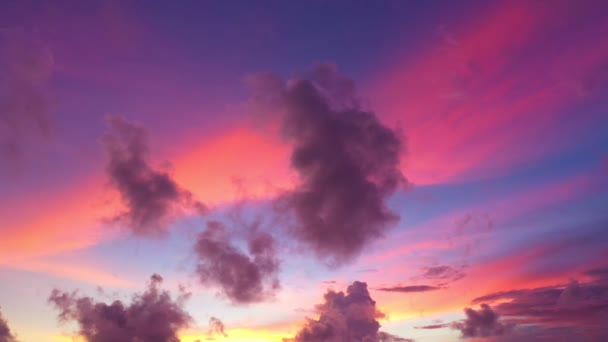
(0, 307, 17, 342)
(287, 280, 410, 342)
(48, 274, 192, 342)
(414, 268, 608, 340)
(0, 29, 55, 159)
(451, 304, 512, 338)
(250, 63, 407, 265)
(470, 275, 608, 339)
(103, 115, 205, 236)
(194, 220, 280, 304)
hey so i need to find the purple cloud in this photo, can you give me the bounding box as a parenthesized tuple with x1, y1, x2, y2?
(103, 115, 206, 236)
(377, 332, 415, 342)
(0, 307, 17, 342)
(417, 324, 450, 330)
(194, 220, 280, 304)
(286, 280, 412, 342)
(48, 274, 192, 342)
(451, 304, 512, 338)
(208, 316, 227, 338)
(377, 285, 440, 293)
(422, 265, 466, 281)
(249, 63, 408, 265)
(469, 274, 608, 340)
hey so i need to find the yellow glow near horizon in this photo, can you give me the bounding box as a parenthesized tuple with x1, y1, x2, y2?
(50, 335, 85, 342)
(181, 327, 292, 342)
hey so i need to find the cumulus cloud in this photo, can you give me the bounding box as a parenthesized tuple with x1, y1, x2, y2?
(48, 274, 192, 342)
(286, 280, 411, 342)
(249, 63, 407, 265)
(103, 115, 206, 236)
(0, 307, 17, 342)
(0, 28, 55, 159)
(451, 304, 512, 338)
(376, 285, 440, 293)
(194, 220, 280, 304)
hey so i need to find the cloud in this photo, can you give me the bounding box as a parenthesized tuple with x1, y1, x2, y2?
(377, 332, 415, 342)
(415, 324, 449, 330)
(194, 220, 280, 304)
(451, 304, 512, 338)
(286, 280, 411, 342)
(103, 115, 206, 236)
(208, 316, 227, 338)
(471, 278, 608, 336)
(420, 265, 466, 284)
(0, 28, 55, 159)
(376, 285, 440, 293)
(585, 266, 608, 283)
(48, 274, 192, 342)
(0, 307, 17, 342)
(249, 63, 407, 265)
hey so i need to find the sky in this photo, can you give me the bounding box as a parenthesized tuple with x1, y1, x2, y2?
(1, 0, 607, 341)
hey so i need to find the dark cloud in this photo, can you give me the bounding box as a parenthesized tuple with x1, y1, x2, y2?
(48, 274, 192, 342)
(377, 285, 440, 293)
(194, 220, 280, 304)
(451, 304, 512, 338)
(286, 280, 411, 342)
(103, 115, 206, 236)
(0, 28, 55, 160)
(415, 324, 449, 330)
(250, 63, 407, 265)
(0, 307, 17, 342)
(470, 279, 608, 340)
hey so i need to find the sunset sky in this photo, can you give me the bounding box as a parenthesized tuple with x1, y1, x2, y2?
(1, 1, 608, 341)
